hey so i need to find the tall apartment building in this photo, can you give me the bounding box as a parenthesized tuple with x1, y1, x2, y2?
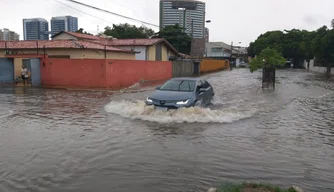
(0, 28, 20, 41)
(159, 0, 206, 38)
(51, 16, 78, 36)
(204, 27, 209, 42)
(23, 18, 49, 40)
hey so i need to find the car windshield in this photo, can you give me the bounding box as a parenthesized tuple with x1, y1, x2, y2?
(159, 80, 196, 92)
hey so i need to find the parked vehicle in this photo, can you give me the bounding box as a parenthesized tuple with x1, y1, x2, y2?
(145, 77, 215, 110)
(239, 62, 247, 68)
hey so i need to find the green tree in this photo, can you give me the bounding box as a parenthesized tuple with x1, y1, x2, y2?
(154, 24, 192, 54)
(311, 26, 334, 77)
(103, 23, 155, 39)
(250, 48, 286, 72)
(75, 28, 93, 35)
(248, 29, 315, 67)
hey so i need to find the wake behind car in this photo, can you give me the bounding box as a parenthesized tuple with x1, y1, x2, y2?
(145, 77, 214, 110)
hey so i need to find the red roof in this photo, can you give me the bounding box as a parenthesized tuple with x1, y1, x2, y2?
(95, 38, 164, 46)
(94, 38, 179, 55)
(52, 31, 102, 40)
(0, 40, 133, 53)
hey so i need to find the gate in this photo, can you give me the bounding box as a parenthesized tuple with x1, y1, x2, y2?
(30, 58, 41, 86)
(0, 58, 14, 84)
(193, 61, 200, 76)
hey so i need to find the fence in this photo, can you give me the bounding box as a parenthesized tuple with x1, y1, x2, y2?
(304, 59, 334, 75)
(172, 60, 194, 77)
(200, 59, 230, 73)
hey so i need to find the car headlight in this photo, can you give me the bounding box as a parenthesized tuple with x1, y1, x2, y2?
(146, 97, 153, 103)
(176, 99, 189, 105)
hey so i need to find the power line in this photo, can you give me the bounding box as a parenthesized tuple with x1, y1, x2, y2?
(63, 0, 159, 28)
(53, 0, 114, 25)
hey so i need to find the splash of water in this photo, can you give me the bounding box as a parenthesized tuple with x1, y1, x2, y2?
(104, 100, 255, 124)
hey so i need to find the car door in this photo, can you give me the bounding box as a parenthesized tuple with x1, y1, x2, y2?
(204, 80, 214, 103)
(203, 80, 215, 105)
(198, 80, 210, 105)
(196, 80, 205, 104)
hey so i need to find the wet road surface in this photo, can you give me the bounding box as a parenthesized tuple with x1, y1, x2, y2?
(0, 69, 333, 192)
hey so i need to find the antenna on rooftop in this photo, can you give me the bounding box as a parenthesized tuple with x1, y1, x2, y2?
(97, 25, 100, 34)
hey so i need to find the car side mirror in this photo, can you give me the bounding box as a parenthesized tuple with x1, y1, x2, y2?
(156, 86, 160, 90)
(199, 88, 206, 93)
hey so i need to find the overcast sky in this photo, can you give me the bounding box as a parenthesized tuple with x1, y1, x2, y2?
(1, 0, 333, 45)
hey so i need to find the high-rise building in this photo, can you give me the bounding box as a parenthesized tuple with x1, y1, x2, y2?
(159, 0, 206, 38)
(204, 27, 209, 42)
(51, 16, 78, 36)
(0, 28, 20, 41)
(23, 18, 49, 40)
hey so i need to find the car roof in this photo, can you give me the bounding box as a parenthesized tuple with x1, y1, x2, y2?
(170, 77, 205, 81)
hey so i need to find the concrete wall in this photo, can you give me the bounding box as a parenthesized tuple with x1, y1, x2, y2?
(0, 48, 135, 60)
(172, 60, 194, 77)
(148, 45, 156, 61)
(41, 58, 107, 88)
(114, 43, 175, 61)
(116, 46, 147, 60)
(14, 58, 24, 77)
(200, 59, 229, 73)
(304, 59, 334, 75)
(105, 59, 172, 88)
(162, 44, 168, 61)
(40, 58, 172, 89)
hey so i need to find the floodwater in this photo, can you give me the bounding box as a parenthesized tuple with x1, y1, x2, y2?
(0, 69, 333, 192)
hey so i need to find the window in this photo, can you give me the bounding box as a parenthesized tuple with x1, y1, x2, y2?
(202, 80, 211, 88)
(159, 79, 196, 92)
(212, 47, 223, 52)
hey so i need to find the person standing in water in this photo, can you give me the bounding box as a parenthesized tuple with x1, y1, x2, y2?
(21, 65, 29, 86)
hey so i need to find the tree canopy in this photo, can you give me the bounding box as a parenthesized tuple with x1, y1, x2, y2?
(248, 25, 334, 67)
(75, 28, 93, 35)
(103, 23, 155, 39)
(249, 48, 286, 72)
(154, 24, 192, 54)
(311, 26, 334, 65)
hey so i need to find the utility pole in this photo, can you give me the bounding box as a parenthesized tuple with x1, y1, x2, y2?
(230, 41, 233, 71)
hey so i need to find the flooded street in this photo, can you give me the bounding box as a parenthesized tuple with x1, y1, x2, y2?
(0, 69, 333, 192)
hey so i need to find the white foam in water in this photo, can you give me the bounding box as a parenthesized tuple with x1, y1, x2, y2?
(104, 100, 255, 124)
(0, 110, 14, 119)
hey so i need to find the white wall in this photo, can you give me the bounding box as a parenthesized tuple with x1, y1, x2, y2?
(117, 46, 146, 60)
(304, 60, 334, 75)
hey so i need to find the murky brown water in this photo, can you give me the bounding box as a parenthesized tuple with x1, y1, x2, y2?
(0, 69, 333, 192)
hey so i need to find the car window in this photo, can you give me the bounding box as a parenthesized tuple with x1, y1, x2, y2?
(203, 80, 211, 88)
(159, 80, 196, 92)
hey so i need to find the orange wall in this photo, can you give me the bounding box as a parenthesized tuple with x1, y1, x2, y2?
(41, 58, 107, 88)
(200, 59, 230, 73)
(106, 59, 172, 88)
(40, 58, 172, 89)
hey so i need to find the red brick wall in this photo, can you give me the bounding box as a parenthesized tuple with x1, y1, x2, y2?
(40, 58, 172, 89)
(105, 59, 172, 88)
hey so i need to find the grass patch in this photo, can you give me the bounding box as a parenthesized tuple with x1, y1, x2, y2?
(217, 182, 297, 192)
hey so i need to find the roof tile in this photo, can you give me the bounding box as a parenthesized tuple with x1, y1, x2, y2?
(52, 31, 102, 40)
(0, 40, 132, 53)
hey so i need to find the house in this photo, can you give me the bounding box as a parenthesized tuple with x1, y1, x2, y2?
(51, 31, 180, 61)
(0, 40, 135, 59)
(94, 38, 180, 61)
(205, 42, 232, 58)
(0, 40, 136, 84)
(51, 31, 102, 41)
